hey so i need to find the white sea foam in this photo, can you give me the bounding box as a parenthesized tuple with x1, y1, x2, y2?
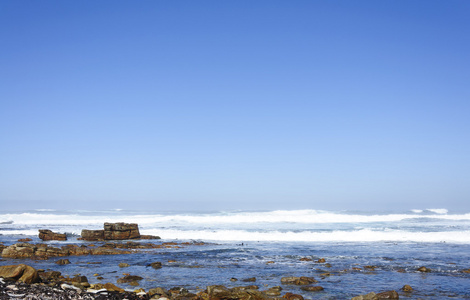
(1, 210, 470, 227)
(2, 209, 470, 243)
(426, 208, 449, 214)
(141, 228, 470, 243)
(411, 209, 423, 213)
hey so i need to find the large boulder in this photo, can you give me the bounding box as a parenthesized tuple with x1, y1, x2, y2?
(80, 223, 160, 241)
(38, 229, 67, 241)
(0, 264, 40, 284)
(104, 222, 140, 240)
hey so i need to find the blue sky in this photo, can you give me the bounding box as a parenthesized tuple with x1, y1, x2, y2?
(1, 1, 469, 212)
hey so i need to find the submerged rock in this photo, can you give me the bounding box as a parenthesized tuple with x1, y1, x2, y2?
(417, 266, 431, 273)
(149, 261, 162, 269)
(283, 292, 305, 300)
(281, 276, 317, 285)
(55, 258, 71, 265)
(402, 285, 413, 292)
(300, 286, 324, 292)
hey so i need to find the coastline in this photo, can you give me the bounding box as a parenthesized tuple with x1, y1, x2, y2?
(2, 210, 470, 299)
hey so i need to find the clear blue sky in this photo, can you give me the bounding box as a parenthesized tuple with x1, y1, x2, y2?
(1, 1, 469, 212)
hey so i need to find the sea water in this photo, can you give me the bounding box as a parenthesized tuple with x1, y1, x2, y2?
(1, 208, 470, 299)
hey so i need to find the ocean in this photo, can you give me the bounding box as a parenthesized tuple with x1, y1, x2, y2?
(1, 208, 470, 299)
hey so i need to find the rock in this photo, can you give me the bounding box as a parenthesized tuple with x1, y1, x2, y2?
(17, 238, 32, 242)
(299, 257, 313, 261)
(0, 264, 40, 284)
(242, 277, 256, 282)
(148, 287, 169, 297)
(1, 243, 36, 258)
(417, 266, 431, 272)
(104, 222, 140, 240)
(119, 262, 130, 268)
(206, 285, 232, 298)
(283, 292, 304, 300)
(79, 229, 105, 241)
(80, 222, 159, 241)
(38, 270, 62, 283)
(402, 285, 413, 292)
(140, 235, 161, 240)
(281, 276, 317, 285)
(93, 282, 125, 292)
(300, 286, 324, 292)
(265, 289, 281, 296)
(89, 247, 132, 255)
(149, 262, 162, 269)
(351, 292, 377, 300)
(316, 258, 326, 263)
(376, 290, 399, 299)
(117, 274, 143, 284)
(38, 229, 67, 241)
(56, 259, 71, 265)
(70, 275, 90, 288)
(265, 286, 282, 296)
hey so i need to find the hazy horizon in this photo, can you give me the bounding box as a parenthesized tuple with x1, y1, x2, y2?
(1, 1, 469, 212)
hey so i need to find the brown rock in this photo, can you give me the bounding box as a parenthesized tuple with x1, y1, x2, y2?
(207, 285, 232, 298)
(299, 257, 313, 261)
(119, 262, 130, 268)
(1, 243, 37, 258)
(117, 274, 143, 284)
(376, 290, 399, 299)
(70, 275, 90, 288)
(281, 276, 317, 285)
(140, 234, 161, 240)
(351, 292, 377, 300)
(402, 285, 413, 292)
(300, 286, 324, 292)
(283, 292, 304, 300)
(242, 277, 256, 282)
(38, 229, 67, 241)
(17, 238, 32, 242)
(0, 264, 39, 284)
(38, 270, 62, 282)
(55, 259, 71, 265)
(316, 258, 326, 263)
(104, 222, 140, 240)
(417, 266, 431, 272)
(148, 287, 169, 297)
(149, 262, 162, 269)
(80, 229, 104, 241)
(93, 282, 125, 292)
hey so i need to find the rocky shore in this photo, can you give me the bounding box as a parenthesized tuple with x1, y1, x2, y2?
(2, 222, 467, 299)
(0, 263, 401, 300)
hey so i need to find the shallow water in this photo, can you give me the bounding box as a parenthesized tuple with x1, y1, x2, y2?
(1, 209, 470, 299)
